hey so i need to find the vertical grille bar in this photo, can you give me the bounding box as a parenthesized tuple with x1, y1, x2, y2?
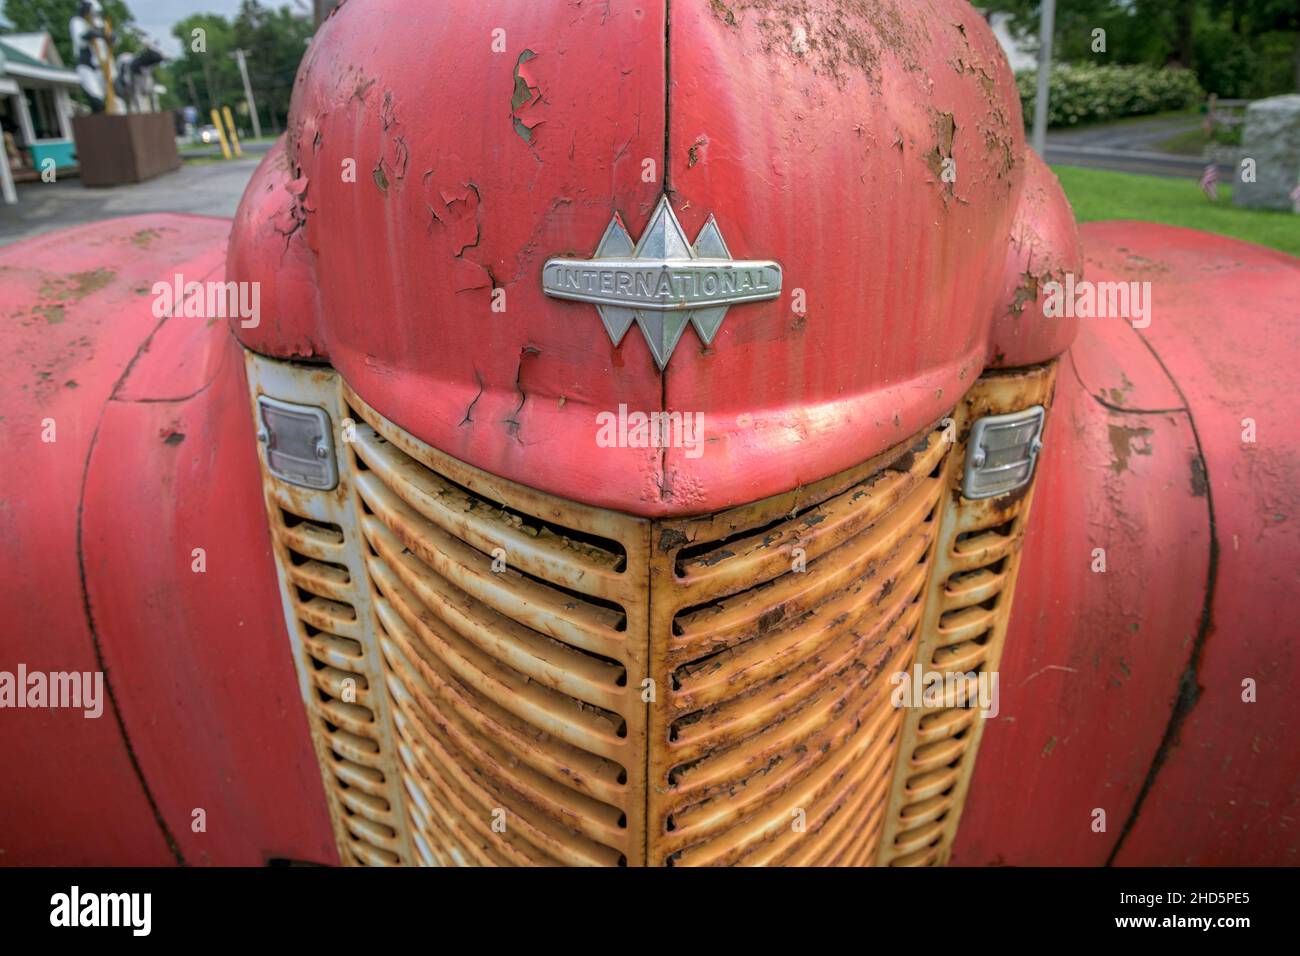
(876, 364, 1058, 867)
(246, 354, 414, 866)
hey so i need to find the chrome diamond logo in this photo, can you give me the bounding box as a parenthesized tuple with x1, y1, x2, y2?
(542, 196, 783, 369)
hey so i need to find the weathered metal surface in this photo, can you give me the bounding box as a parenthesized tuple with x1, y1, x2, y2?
(227, 0, 1080, 517)
(954, 224, 1300, 866)
(0, 216, 229, 864)
(1104, 226, 1300, 865)
(246, 355, 413, 866)
(344, 383, 652, 866)
(660, 1, 1073, 511)
(952, 334, 1205, 865)
(986, 149, 1082, 369)
(0, 214, 337, 866)
(228, 0, 669, 514)
(83, 333, 340, 867)
(647, 428, 951, 866)
(876, 365, 1057, 866)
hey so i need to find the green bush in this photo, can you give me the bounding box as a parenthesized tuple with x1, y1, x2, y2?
(1017, 63, 1205, 128)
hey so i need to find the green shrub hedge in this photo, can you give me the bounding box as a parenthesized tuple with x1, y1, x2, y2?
(1016, 63, 1205, 128)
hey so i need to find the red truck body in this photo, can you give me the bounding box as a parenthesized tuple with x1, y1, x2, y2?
(0, 0, 1296, 866)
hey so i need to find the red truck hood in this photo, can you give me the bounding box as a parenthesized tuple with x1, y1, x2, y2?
(228, 0, 1079, 516)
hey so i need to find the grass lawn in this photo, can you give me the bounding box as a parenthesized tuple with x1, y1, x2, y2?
(1052, 165, 1300, 259)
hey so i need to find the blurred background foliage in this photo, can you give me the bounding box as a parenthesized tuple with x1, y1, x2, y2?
(1017, 62, 1206, 126)
(985, 0, 1300, 100)
(1, 0, 313, 135)
(164, 3, 312, 134)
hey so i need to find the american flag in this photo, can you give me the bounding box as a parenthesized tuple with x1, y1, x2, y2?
(1200, 163, 1218, 201)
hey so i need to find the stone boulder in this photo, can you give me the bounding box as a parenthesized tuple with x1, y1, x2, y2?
(1233, 94, 1300, 212)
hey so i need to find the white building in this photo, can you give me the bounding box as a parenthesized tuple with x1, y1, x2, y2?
(1, 32, 81, 204)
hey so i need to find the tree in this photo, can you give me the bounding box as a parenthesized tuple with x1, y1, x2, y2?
(167, 13, 239, 116)
(1206, 0, 1300, 90)
(982, 0, 1298, 96)
(165, 3, 311, 136)
(232, 1, 313, 134)
(2, 0, 139, 65)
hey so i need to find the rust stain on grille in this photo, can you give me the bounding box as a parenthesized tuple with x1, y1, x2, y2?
(247, 356, 414, 867)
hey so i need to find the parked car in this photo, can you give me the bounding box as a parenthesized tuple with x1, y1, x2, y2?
(193, 123, 221, 145)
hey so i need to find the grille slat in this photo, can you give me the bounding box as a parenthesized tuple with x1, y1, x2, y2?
(667, 650, 907, 843)
(376, 627, 629, 806)
(670, 534, 933, 712)
(248, 362, 415, 867)
(352, 424, 627, 597)
(670, 483, 939, 665)
(672, 700, 903, 867)
(377, 632, 630, 842)
(336, 384, 648, 866)
(356, 470, 628, 655)
(294, 597, 361, 638)
(391, 721, 547, 866)
(385, 672, 624, 866)
(876, 366, 1058, 868)
(672, 599, 924, 801)
(370, 577, 628, 759)
(363, 516, 627, 709)
(675, 434, 948, 603)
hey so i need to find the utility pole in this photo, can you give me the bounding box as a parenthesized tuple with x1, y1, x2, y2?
(201, 58, 216, 115)
(1031, 0, 1056, 158)
(230, 48, 263, 140)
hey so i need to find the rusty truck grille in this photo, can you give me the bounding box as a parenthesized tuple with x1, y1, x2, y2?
(646, 432, 948, 866)
(248, 354, 1054, 866)
(269, 506, 410, 865)
(343, 385, 649, 866)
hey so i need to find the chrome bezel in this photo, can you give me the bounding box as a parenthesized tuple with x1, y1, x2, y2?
(961, 405, 1046, 500)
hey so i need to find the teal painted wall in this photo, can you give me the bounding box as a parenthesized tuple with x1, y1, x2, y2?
(28, 140, 76, 170)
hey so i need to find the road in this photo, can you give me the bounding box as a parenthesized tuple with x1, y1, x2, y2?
(0, 155, 264, 246)
(1045, 114, 1230, 179)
